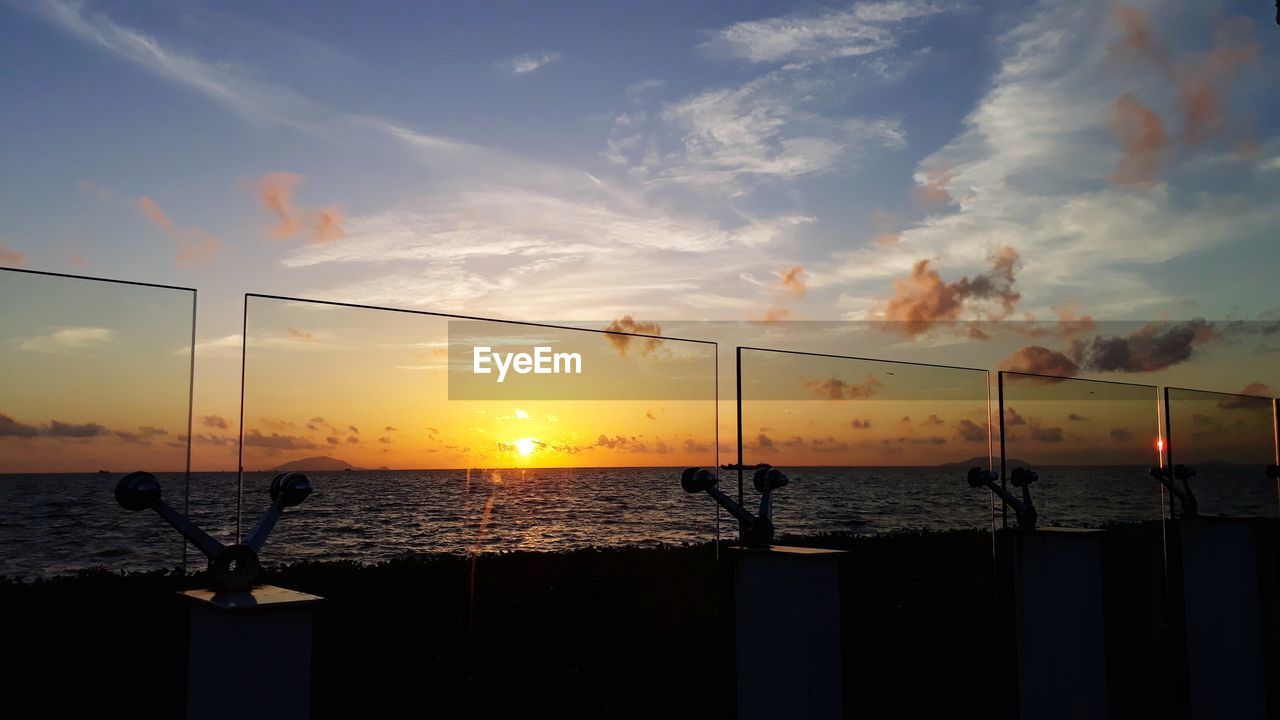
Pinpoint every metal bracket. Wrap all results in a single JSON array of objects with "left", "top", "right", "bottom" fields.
[{"left": 115, "top": 471, "right": 312, "bottom": 590}]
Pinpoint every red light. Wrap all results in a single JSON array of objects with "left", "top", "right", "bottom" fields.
[{"left": 1156, "top": 437, "right": 1165, "bottom": 452}]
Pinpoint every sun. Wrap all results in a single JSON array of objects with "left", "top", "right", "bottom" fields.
[{"left": 514, "top": 437, "right": 537, "bottom": 457}]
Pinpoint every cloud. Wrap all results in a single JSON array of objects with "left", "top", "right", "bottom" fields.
[
  {"left": 1109, "top": 6, "right": 1259, "bottom": 147},
  {"left": 19, "top": 327, "right": 114, "bottom": 354},
  {"left": 1109, "top": 427, "right": 1133, "bottom": 441},
  {"left": 200, "top": 415, "right": 229, "bottom": 430},
  {"left": 0, "top": 414, "right": 41, "bottom": 438},
  {"left": 603, "top": 315, "right": 663, "bottom": 356},
  {"left": 286, "top": 326, "right": 314, "bottom": 342},
  {"left": 998, "top": 346, "right": 1080, "bottom": 377},
  {"left": 913, "top": 164, "right": 954, "bottom": 207},
  {"left": 46, "top": 420, "right": 108, "bottom": 438},
  {"left": 626, "top": 78, "right": 665, "bottom": 96},
  {"left": 703, "top": 0, "right": 952, "bottom": 64},
  {"left": 1028, "top": 421, "right": 1064, "bottom": 443},
  {"left": 1218, "top": 382, "right": 1274, "bottom": 409},
  {"left": 1003, "top": 407, "right": 1026, "bottom": 426},
  {"left": 875, "top": 246, "right": 1021, "bottom": 336},
  {"left": 186, "top": 334, "right": 242, "bottom": 358},
  {"left": 851, "top": 419, "right": 873, "bottom": 429},
  {"left": 920, "top": 414, "right": 944, "bottom": 426},
  {"left": 256, "top": 173, "right": 303, "bottom": 239},
  {"left": 779, "top": 266, "right": 807, "bottom": 297},
  {"left": 1107, "top": 94, "right": 1168, "bottom": 185},
  {"left": 34, "top": 0, "right": 323, "bottom": 132},
  {"left": 641, "top": 70, "right": 907, "bottom": 193},
  {"left": 954, "top": 419, "right": 986, "bottom": 442},
  {"left": 244, "top": 430, "right": 318, "bottom": 450},
  {"left": 0, "top": 241, "right": 26, "bottom": 267},
  {"left": 999, "top": 320, "right": 1215, "bottom": 376},
  {"left": 313, "top": 207, "right": 345, "bottom": 243},
  {"left": 189, "top": 433, "right": 235, "bottom": 447},
  {"left": 844, "top": 1, "right": 1280, "bottom": 323},
  {"left": 1079, "top": 319, "right": 1214, "bottom": 372},
  {"left": 0, "top": 413, "right": 163, "bottom": 441},
  {"left": 1238, "top": 381, "right": 1274, "bottom": 397},
  {"left": 803, "top": 375, "right": 884, "bottom": 400},
  {"left": 135, "top": 196, "right": 223, "bottom": 266},
  {"left": 506, "top": 51, "right": 561, "bottom": 75},
  {"left": 253, "top": 173, "right": 344, "bottom": 244}
]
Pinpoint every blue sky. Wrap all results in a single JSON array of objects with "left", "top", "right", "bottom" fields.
[
  {"left": 2, "top": 0, "right": 1279, "bottom": 467},
  {"left": 3, "top": 0, "right": 1275, "bottom": 325}
]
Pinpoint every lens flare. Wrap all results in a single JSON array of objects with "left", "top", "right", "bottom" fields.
[{"left": 514, "top": 437, "right": 537, "bottom": 456}]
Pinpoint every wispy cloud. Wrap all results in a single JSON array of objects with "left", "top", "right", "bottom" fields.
[
  {"left": 135, "top": 196, "right": 223, "bottom": 266},
  {"left": 19, "top": 327, "right": 114, "bottom": 354},
  {"left": 614, "top": 68, "right": 906, "bottom": 194},
  {"left": 703, "top": 0, "right": 952, "bottom": 64},
  {"left": 0, "top": 241, "right": 25, "bottom": 267},
  {"left": 34, "top": 0, "right": 322, "bottom": 132},
  {"left": 625, "top": 78, "right": 665, "bottom": 96},
  {"left": 504, "top": 51, "right": 561, "bottom": 75}
]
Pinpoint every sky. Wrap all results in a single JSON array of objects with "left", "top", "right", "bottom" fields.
[{"left": 1, "top": 0, "right": 1279, "bottom": 472}]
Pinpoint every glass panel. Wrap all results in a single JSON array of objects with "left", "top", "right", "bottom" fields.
[
  {"left": 737, "top": 347, "right": 994, "bottom": 533},
  {"left": 239, "top": 295, "right": 719, "bottom": 714},
  {"left": 999, "top": 372, "right": 1162, "bottom": 528},
  {"left": 1165, "top": 387, "right": 1278, "bottom": 517},
  {"left": 0, "top": 269, "right": 194, "bottom": 577},
  {"left": 737, "top": 346, "right": 994, "bottom": 716}
]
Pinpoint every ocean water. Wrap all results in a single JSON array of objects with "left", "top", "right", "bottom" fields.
[{"left": 0, "top": 465, "right": 1275, "bottom": 578}]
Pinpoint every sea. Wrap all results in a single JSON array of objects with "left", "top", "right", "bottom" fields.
[{"left": 1, "top": 465, "right": 1275, "bottom": 578}]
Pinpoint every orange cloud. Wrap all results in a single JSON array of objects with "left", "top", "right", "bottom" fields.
[
  {"left": 1173, "top": 18, "right": 1259, "bottom": 146},
  {"left": 603, "top": 315, "right": 662, "bottom": 355},
  {"left": 803, "top": 376, "right": 884, "bottom": 400},
  {"left": 1109, "top": 6, "right": 1259, "bottom": 160},
  {"left": 1108, "top": 95, "right": 1168, "bottom": 185},
  {"left": 256, "top": 172, "right": 303, "bottom": 239},
  {"left": 878, "top": 246, "right": 1021, "bottom": 336},
  {"left": 287, "top": 326, "right": 315, "bottom": 342},
  {"left": 135, "top": 197, "right": 223, "bottom": 266},
  {"left": 779, "top": 266, "right": 807, "bottom": 297},
  {"left": 313, "top": 207, "right": 345, "bottom": 244},
  {"left": 1110, "top": 5, "right": 1170, "bottom": 71},
  {"left": 762, "top": 307, "right": 791, "bottom": 322},
  {"left": 254, "top": 172, "right": 345, "bottom": 244},
  {"left": 0, "top": 242, "right": 26, "bottom": 267},
  {"left": 913, "top": 164, "right": 954, "bottom": 208}
]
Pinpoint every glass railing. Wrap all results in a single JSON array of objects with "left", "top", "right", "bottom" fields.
[
  {"left": 238, "top": 295, "right": 719, "bottom": 555},
  {"left": 238, "top": 294, "right": 721, "bottom": 715},
  {"left": 998, "top": 372, "right": 1162, "bottom": 528},
  {"left": 736, "top": 346, "right": 996, "bottom": 716},
  {"left": 737, "top": 347, "right": 994, "bottom": 534},
  {"left": 1164, "top": 387, "right": 1278, "bottom": 517},
  {"left": 0, "top": 268, "right": 195, "bottom": 577}
]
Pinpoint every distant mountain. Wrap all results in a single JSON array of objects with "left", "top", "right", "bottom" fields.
[
  {"left": 272, "top": 455, "right": 359, "bottom": 472},
  {"left": 940, "top": 456, "right": 1033, "bottom": 469}
]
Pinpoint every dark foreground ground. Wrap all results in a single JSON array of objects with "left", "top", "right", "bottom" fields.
[{"left": 2, "top": 522, "right": 1275, "bottom": 718}]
